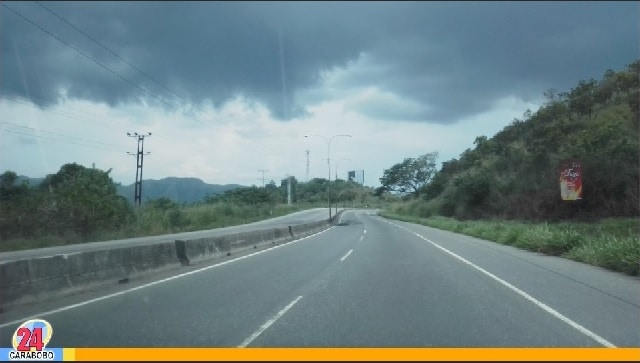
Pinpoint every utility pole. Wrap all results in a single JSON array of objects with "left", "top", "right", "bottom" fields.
[
  {"left": 258, "top": 169, "right": 269, "bottom": 187},
  {"left": 127, "top": 132, "right": 151, "bottom": 207},
  {"left": 305, "top": 134, "right": 352, "bottom": 220},
  {"left": 306, "top": 149, "right": 310, "bottom": 182},
  {"left": 287, "top": 175, "right": 292, "bottom": 205}
]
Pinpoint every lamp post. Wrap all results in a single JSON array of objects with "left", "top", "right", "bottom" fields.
[
  {"left": 305, "top": 134, "right": 352, "bottom": 219},
  {"left": 335, "top": 157, "right": 351, "bottom": 215}
]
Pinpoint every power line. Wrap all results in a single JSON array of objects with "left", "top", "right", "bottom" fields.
[
  {"left": 1, "top": 128, "right": 128, "bottom": 153},
  {"left": 34, "top": 1, "right": 182, "bottom": 101},
  {"left": 1, "top": 129, "right": 48, "bottom": 139},
  {"left": 2, "top": 3, "right": 176, "bottom": 109},
  {"left": 0, "top": 121, "right": 128, "bottom": 151},
  {"left": 2, "top": 94, "right": 134, "bottom": 132}
]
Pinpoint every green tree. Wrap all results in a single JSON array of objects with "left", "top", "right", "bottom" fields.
[
  {"left": 39, "top": 163, "right": 133, "bottom": 237},
  {"left": 568, "top": 79, "right": 597, "bottom": 118},
  {"left": 0, "top": 171, "right": 29, "bottom": 200},
  {"left": 379, "top": 152, "right": 438, "bottom": 197},
  {"left": 0, "top": 171, "right": 35, "bottom": 240}
]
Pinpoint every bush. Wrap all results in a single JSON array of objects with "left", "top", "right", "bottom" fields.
[
  {"left": 164, "top": 208, "right": 189, "bottom": 230},
  {"left": 540, "top": 227, "right": 583, "bottom": 256},
  {"left": 566, "top": 236, "right": 639, "bottom": 275},
  {"left": 381, "top": 212, "right": 639, "bottom": 276}
]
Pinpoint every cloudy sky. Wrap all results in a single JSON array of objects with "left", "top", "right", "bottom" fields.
[{"left": 1, "top": 1, "right": 637, "bottom": 188}]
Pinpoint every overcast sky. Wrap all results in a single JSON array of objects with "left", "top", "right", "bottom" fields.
[{"left": 1, "top": 1, "right": 638, "bottom": 188}]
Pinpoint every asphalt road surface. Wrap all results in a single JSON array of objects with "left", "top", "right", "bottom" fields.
[
  {"left": 1, "top": 209, "right": 638, "bottom": 347},
  {"left": 0, "top": 207, "right": 340, "bottom": 263}
]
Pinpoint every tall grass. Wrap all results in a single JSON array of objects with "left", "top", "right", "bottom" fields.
[
  {"left": 380, "top": 211, "right": 639, "bottom": 276},
  {"left": 0, "top": 202, "right": 323, "bottom": 252}
]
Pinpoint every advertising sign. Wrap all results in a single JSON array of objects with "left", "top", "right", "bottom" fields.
[{"left": 558, "top": 159, "right": 583, "bottom": 201}]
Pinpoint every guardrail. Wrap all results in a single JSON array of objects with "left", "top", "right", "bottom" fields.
[{"left": 0, "top": 211, "right": 344, "bottom": 312}]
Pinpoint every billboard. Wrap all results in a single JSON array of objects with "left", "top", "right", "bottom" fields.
[
  {"left": 558, "top": 159, "right": 583, "bottom": 201},
  {"left": 348, "top": 170, "right": 364, "bottom": 185}
]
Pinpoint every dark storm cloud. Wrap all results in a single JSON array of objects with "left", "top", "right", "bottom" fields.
[
  {"left": 1, "top": 1, "right": 637, "bottom": 123},
  {"left": 352, "top": 1, "right": 640, "bottom": 122}
]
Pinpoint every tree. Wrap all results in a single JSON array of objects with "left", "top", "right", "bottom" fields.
[
  {"left": 39, "top": 163, "right": 133, "bottom": 237},
  {"left": 379, "top": 152, "right": 438, "bottom": 197},
  {"left": 0, "top": 171, "right": 29, "bottom": 200},
  {"left": 568, "top": 79, "right": 597, "bottom": 118},
  {"left": 339, "top": 189, "right": 357, "bottom": 207},
  {"left": 0, "top": 171, "right": 35, "bottom": 240}
]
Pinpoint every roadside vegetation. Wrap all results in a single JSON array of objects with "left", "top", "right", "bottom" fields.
[
  {"left": 377, "top": 61, "right": 640, "bottom": 275},
  {"left": 380, "top": 212, "right": 639, "bottom": 276},
  {"left": 0, "top": 165, "right": 388, "bottom": 252}
]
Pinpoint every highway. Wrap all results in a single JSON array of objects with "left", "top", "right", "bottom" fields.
[
  {"left": 1, "top": 209, "right": 638, "bottom": 347},
  {"left": 0, "top": 207, "right": 338, "bottom": 263}
]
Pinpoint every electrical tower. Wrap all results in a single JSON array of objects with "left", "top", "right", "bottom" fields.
[
  {"left": 127, "top": 132, "right": 151, "bottom": 206},
  {"left": 258, "top": 169, "right": 269, "bottom": 187}
]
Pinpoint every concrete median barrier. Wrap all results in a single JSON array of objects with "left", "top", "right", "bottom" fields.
[{"left": 0, "top": 210, "right": 343, "bottom": 311}]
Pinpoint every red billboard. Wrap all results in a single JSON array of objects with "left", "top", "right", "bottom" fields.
[{"left": 558, "top": 159, "right": 583, "bottom": 201}]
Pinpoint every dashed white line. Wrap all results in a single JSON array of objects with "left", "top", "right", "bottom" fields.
[
  {"left": 238, "top": 295, "right": 303, "bottom": 348},
  {"left": 383, "top": 219, "right": 617, "bottom": 348},
  {"left": 340, "top": 249, "right": 354, "bottom": 262},
  {"left": 0, "top": 228, "right": 332, "bottom": 329}
]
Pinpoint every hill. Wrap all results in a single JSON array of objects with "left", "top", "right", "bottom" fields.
[
  {"left": 411, "top": 60, "right": 639, "bottom": 221},
  {"left": 115, "top": 177, "right": 244, "bottom": 204},
  {"left": 14, "top": 175, "right": 243, "bottom": 205},
  {"left": 16, "top": 175, "right": 44, "bottom": 187}
]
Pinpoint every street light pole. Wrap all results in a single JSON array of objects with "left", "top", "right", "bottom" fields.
[{"left": 306, "top": 134, "right": 352, "bottom": 220}]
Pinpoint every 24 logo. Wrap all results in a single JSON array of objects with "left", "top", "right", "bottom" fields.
[{"left": 9, "top": 319, "right": 55, "bottom": 361}]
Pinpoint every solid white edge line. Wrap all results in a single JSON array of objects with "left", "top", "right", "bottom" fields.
[
  {"left": 340, "top": 249, "right": 354, "bottom": 262},
  {"left": 237, "top": 295, "right": 303, "bottom": 348},
  {"left": 382, "top": 218, "right": 616, "bottom": 348},
  {"left": 0, "top": 228, "right": 333, "bottom": 329}
]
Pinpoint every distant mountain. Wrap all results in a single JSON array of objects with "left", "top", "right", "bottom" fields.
[
  {"left": 14, "top": 175, "right": 244, "bottom": 205},
  {"left": 116, "top": 177, "right": 244, "bottom": 204},
  {"left": 16, "top": 175, "right": 44, "bottom": 186}
]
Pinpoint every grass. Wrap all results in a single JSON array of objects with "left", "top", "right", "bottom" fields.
[
  {"left": 0, "top": 202, "right": 326, "bottom": 253},
  {"left": 380, "top": 211, "right": 640, "bottom": 276}
]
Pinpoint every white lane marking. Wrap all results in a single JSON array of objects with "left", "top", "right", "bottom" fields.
[
  {"left": 359, "top": 235, "right": 364, "bottom": 242},
  {"left": 0, "top": 228, "right": 333, "bottom": 329},
  {"left": 383, "top": 219, "right": 616, "bottom": 348},
  {"left": 363, "top": 229, "right": 367, "bottom": 234},
  {"left": 238, "top": 295, "right": 303, "bottom": 348},
  {"left": 340, "top": 249, "right": 353, "bottom": 262}
]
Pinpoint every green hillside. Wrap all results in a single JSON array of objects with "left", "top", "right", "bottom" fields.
[
  {"left": 116, "top": 177, "right": 243, "bottom": 205},
  {"left": 413, "top": 61, "right": 639, "bottom": 221},
  {"left": 380, "top": 61, "right": 639, "bottom": 275}
]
